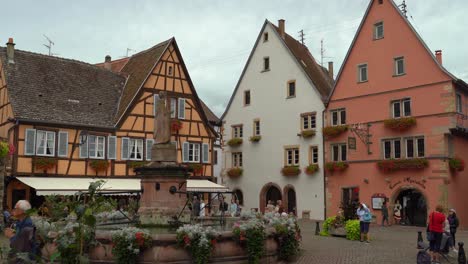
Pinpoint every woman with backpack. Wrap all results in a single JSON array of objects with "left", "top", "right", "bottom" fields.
[{"left": 356, "top": 202, "right": 372, "bottom": 243}]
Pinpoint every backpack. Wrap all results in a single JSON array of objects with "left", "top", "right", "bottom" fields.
[
  {"left": 416, "top": 250, "right": 431, "bottom": 264},
  {"left": 363, "top": 209, "right": 372, "bottom": 222}
]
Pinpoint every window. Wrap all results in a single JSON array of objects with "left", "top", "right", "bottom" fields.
[
  {"left": 263, "top": 57, "right": 270, "bottom": 71},
  {"left": 129, "top": 138, "right": 144, "bottom": 160},
  {"left": 182, "top": 142, "right": 200, "bottom": 163},
  {"left": 394, "top": 57, "right": 405, "bottom": 76},
  {"left": 244, "top": 90, "right": 251, "bottom": 106},
  {"left": 253, "top": 120, "right": 260, "bottom": 136},
  {"left": 392, "top": 98, "right": 411, "bottom": 118},
  {"left": 178, "top": 98, "right": 186, "bottom": 119},
  {"left": 233, "top": 189, "right": 244, "bottom": 205},
  {"left": 232, "top": 152, "right": 243, "bottom": 167},
  {"left": 170, "top": 98, "right": 177, "bottom": 118},
  {"left": 374, "top": 22, "right": 384, "bottom": 39},
  {"left": 383, "top": 139, "right": 401, "bottom": 159},
  {"left": 168, "top": 66, "right": 173, "bottom": 76},
  {"left": 285, "top": 147, "right": 299, "bottom": 166},
  {"left": 232, "top": 125, "right": 243, "bottom": 138},
  {"left": 358, "top": 64, "right": 368, "bottom": 82},
  {"left": 35, "top": 130, "right": 55, "bottom": 156},
  {"left": 88, "top": 135, "right": 105, "bottom": 159},
  {"left": 287, "top": 81, "right": 296, "bottom": 97},
  {"left": 385, "top": 137, "right": 425, "bottom": 159},
  {"left": 214, "top": 150, "right": 218, "bottom": 165},
  {"left": 310, "top": 146, "right": 319, "bottom": 164},
  {"left": 331, "top": 144, "right": 347, "bottom": 162},
  {"left": 263, "top": 32, "right": 269, "bottom": 42},
  {"left": 331, "top": 109, "right": 346, "bottom": 126},
  {"left": 456, "top": 93, "right": 463, "bottom": 113},
  {"left": 301, "top": 113, "right": 316, "bottom": 130},
  {"left": 342, "top": 187, "right": 360, "bottom": 207}
]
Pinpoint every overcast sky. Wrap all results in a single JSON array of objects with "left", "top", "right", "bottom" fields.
[{"left": 3, "top": 0, "right": 468, "bottom": 117}]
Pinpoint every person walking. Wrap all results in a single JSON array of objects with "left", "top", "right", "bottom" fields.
[
  {"left": 199, "top": 199, "right": 206, "bottom": 217},
  {"left": 381, "top": 200, "right": 390, "bottom": 227},
  {"left": 230, "top": 198, "right": 238, "bottom": 217},
  {"left": 447, "top": 208, "right": 459, "bottom": 252},
  {"left": 356, "top": 202, "right": 371, "bottom": 243},
  {"left": 428, "top": 204, "right": 446, "bottom": 264}
]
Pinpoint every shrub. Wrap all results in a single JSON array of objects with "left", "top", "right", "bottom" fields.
[
  {"left": 176, "top": 224, "right": 219, "bottom": 264},
  {"left": 249, "top": 135, "right": 262, "bottom": 142},
  {"left": 89, "top": 160, "right": 109, "bottom": 172},
  {"left": 377, "top": 158, "right": 428, "bottom": 172},
  {"left": 345, "top": 220, "right": 360, "bottom": 241},
  {"left": 232, "top": 219, "right": 266, "bottom": 264},
  {"left": 227, "top": 167, "right": 243, "bottom": 178},
  {"left": 304, "top": 164, "right": 319, "bottom": 175},
  {"left": 35, "top": 157, "right": 58, "bottom": 171},
  {"left": 325, "top": 162, "right": 349, "bottom": 172},
  {"left": 0, "top": 141, "right": 9, "bottom": 158},
  {"left": 300, "top": 130, "right": 316, "bottom": 138},
  {"left": 383, "top": 117, "right": 416, "bottom": 131},
  {"left": 322, "top": 125, "right": 348, "bottom": 138},
  {"left": 227, "top": 138, "right": 243, "bottom": 146},
  {"left": 111, "top": 227, "right": 152, "bottom": 264},
  {"left": 319, "top": 216, "right": 335, "bottom": 236},
  {"left": 281, "top": 166, "right": 301, "bottom": 176},
  {"left": 449, "top": 158, "right": 465, "bottom": 172}
]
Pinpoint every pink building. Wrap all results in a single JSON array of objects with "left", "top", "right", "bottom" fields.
[{"left": 325, "top": 0, "right": 468, "bottom": 228}]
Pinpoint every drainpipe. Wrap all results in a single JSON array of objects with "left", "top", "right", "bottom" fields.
[{"left": 322, "top": 109, "right": 327, "bottom": 221}]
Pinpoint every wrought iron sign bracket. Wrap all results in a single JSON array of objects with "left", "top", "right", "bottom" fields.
[{"left": 349, "top": 123, "right": 372, "bottom": 155}]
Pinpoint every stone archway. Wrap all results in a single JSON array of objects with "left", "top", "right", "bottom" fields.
[
  {"left": 283, "top": 185, "right": 297, "bottom": 215},
  {"left": 259, "top": 183, "right": 282, "bottom": 213},
  {"left": 390, "top": 186, "right": 428, "bottom": 227}
]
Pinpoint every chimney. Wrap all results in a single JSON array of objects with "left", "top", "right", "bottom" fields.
[
  {"left": 328, "top": 61, "right": 334, "bottom": 79},
  {"left": 6, "top": 38, "right": 15, "bottom": 64},
  {"left": 104, "top": 55, "right": 112, "bottom": 70},
  {"left": 278, "top": 19, "right": 285, "bottom": 39},
  {"left": 435, "top": 50, "right": 442, "bottom": 65}
]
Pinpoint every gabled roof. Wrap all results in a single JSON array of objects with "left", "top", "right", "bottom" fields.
[
  {"left": 221, "top": 19, "right": 334, "bottom": 120},
  {"left": 200, "top": 100, "right": 220, "bottom": 125},
  {"left": 0, "top": 48, "right": 125, "bottom": 128},
  {"left": 95, "top": 57, "right": 129, "bottom": 72},
  {"left": 328, "top": 0, "right": 468, "bottom": 102}
]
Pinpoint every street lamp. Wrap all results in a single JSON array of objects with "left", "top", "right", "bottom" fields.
[{"left": 79, "top": 130, "right": 88, "bottom": 146}]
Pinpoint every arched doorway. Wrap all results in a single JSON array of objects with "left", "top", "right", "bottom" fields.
[
  {"left": 283, "top": 185, "right": 297, "bottom": 215},
  {"left": 393, "top": 187, "right": 427, "bottom": 227},
  {"left": 233, "top": 189, "right": 244, "bottom": 206},
  {"left": 259, "top": 183, "right": 282, "bottom": 213}
]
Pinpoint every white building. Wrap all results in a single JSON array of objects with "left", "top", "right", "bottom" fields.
[{"left": 221, "top": 19, "right": 333, "bottom": 220}]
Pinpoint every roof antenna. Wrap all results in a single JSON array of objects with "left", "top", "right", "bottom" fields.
[
  {"left": 320, "top": 39, "right": 333, "bottom": 67},
  {"left": 126, "top": 48, "right": 135, "bottom": 57},
  {"left": 298, "top": 30, "right": 306, "bottom": 45},
  {"left": 398, "top": 0, "right": 408, "bottom": 18},
  {"left": 43, "top": 35, "right": 55, "bottom": 56}
]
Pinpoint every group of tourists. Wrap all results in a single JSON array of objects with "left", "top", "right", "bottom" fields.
[
  {"left": 191, "top": 195, "right": 241, "bottom": 218},
  {"left": 264, "top": 200, "right": 285, "bottom": 214},
  {"left": 426, "top": 205, "right": 459, "bottom": 264}
]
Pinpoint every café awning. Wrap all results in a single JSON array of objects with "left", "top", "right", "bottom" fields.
[
  {"left": 16, "top": 177, "right": 141, "bottom": 196},
  {"left": 186, "top": 179, "right": 231, "bottom": 193}
]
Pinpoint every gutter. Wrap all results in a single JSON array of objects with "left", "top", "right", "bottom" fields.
[{"left": 15, "top": 118, "right": 115, "bottom": 132}]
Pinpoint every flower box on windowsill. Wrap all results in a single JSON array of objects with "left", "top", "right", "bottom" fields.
[
  {"left": 281, "top": 166, "right": 301, "bottom": 176},
  {"left": 376, "top": 158, "right": 428, "bottom": 173},
  {"left": 383, "top": 117, "right": 416, "bottom": 131},
  {"left": 322, "top": 125, "right": 348, "bottom": 138},
  {"left": 188, "top": 163, "right": 203, "bottom": 175},
  {"left": 300, "top": 130, "right": 316, "bottom": 138},
  {"left": 128, "top": 161, "right": 149, "bottom": 169},
  {"left": 35, "top": 157, "right": 58, "bottom": 171},
  {"left": 90, "top": 160, "right": 109, "bottom": 172},
  {"left": 227, "top": 138, "right": 243, "bottom": 147},
  {"left": 171, "top": 120, "right": 183, "bottom": 132},
  {"left": 227, "top": 168, "right": 243, "bottom": 178},
  {"left": 249, "top": 136, "right": 261, "bottom": 142},
  {"left": 304, "top": 164, "right": 319, "bottom": 175},
  {"left": 449, "top": 158, "right": 465, "bottom": 172},
  {"left": 325, "top": 162, "right": 349, "bottom": 173}
]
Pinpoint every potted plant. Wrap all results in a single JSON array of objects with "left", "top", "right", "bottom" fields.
[
  {"left": 35, "top": 157, "right": 58, "bottom": 172},
  {"left": 249, "top": 136, "right": 261, "bottom": 142},
  {"left": 128, "top": 161, "right": 149, "bottom": 169},
  {"left": 188, "top": 163, "right": 203, "bottom": 175},
  {"left": 304, "top": 164, "right": 319, "bottom": 175},
  {"left": 171, "top": 120, "right": 183, "bottom": 132},
  {"left": 227, "top": 167, "right": 243, "bottom": 178},
  {"left": 300, "top": 130, "right": 316, "bottom": 138},
  {"left": 281, "top": 166, "right": 301, "bottom": 176},
  {"left": 325, "top": 161, "right": 349, "bottom": 173},
  {"left": 177, "top": 224, "right": 219, "bottom": 264},
  {"left": 322, "top": 125, "right": 348, "bottom": 138},
  {"left": 89, "top": 160, "right": 109, "bottom": 172},
  {"left": 376, "top": 158, "right": 428, "bottom": 172},
  {"left": 383, "top": 117, "right": 416, "bottom": 131},
  {"left": 111, "top": 227, "right": 152, "bottom": 264},
  {"left": 227, "top": 138, "right": 243, "bottom": 146},
  {"left": 449, "top": 157, "right": 465, "bottom": 172}
]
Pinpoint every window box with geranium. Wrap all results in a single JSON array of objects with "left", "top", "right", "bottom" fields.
[
  {"left": 249, "top": 136, "right": 261, "bottom": 142},
  {"left": 377, "top": 158, "right": 428, "bottom": 172},
  {"left": 383, "top": 117, "right": 416, "bottom": 131},
  {"left": 281, "top": 166, "right": 300, "bottom": 176},
  {"left": 188, "top": 163, "right": 203, "bottom": 175},
  {"left": 304, "top": 164, "right": 319, "bottom": 175},
  {"left": 227, "top": 138, "right": 243, "bottom": 147},
  {"left": 111, "top": 227, "right": 152, "bottom": 264},
  {"left": 325, "top": 162, "right": 349, "bottom": 172},
  {"left": 89, "top": 160, "right": 109, "bottom": 172},
  {"left": 227, "top": 167, "right": 243, "bottom": 178},
  {"left": 128, "top": 161, "right": 149, "bottom": 169},
  {"left": 35, "top": 157, "right": 58, "bottom": 171},
  {"left": 171, "top": 120, "right": 183, "bottom": 132},
  {"left": 176, "top": 224, "right": 219, "bottom": 264},
  {"left": 300, "top": 130, "right": 316, "bottom": 138},
  {"left": 449, "top": 157, "right": 465, "bottom": 172},
  {"left": 322, "top": 125, "right": 348, "bottom": 138}
]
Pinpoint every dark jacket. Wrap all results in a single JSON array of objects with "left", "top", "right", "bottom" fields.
[
  {"left": 448, "top": 214, "right": 459, "bottom": 231},
  {"left": 9, "top": 217, "right": 37, "bottom": 263}
]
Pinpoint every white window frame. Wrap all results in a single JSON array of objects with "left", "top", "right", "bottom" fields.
[
  {"left": 253, "top": 120, "right": 260, "bottom": 136},
  {"left": 170, "top": 98, "right": 177, "bottom": 118},
  {"left": 287, "top": 81, "right": 296, "bottom": 97},
  {"left": 285, "top": 148, "right": 299, "bottom": 166},
  {"left": 232, "top": 125, "right": 243, "bottom": 138},
  {"left": 302, "top": 114, "right": 316, "bottom": 130},
  {"left": 57, "top": 131, "right": 68, "bottom": 157},
  {"left": 310, "top": 146, "right": 319, "bottom": 164},
  {"left": 358, "top": 64, "right": 368, "bottom": 82},
  {"left": 129, "top": 138, "right": 144, "bottom": 161},
  {"left": 331, "top": 109, "right": 346, "bottom": 126},
  {"left": 187, "top": 142, "right": 200, "bottom": 163},
  {"left": 232, "top": 152, "right": 243, "bottom": 167},
  {"left": 88, "top": 135, "right": 106, "bottom": 159},
  {"left": 456, "top": 93, "right": 463, "bottom": 113},
  {"left": 35, "top": 130, "right": 55, "bottom": 157},
  {"left": 374, "top": 21, "right": 384, "bottom": 39},
  {"left": 382, "top": 138, "right": 402, "bottom": 159},
  {"left": 331, "top": 143, "right": 347, "bottom": 162},
  {"left": 391, "top": 98, "right": 411, "bottom": 118},
  {"left": 178, "top": 98, "right": 186, "bottom": 119},
  {"left": 394, "top": 57, "right": 405, "bottom": 76}
]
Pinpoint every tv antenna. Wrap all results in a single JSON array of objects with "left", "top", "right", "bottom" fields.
[
  {"left": 298, "top": 30, "right": 306, "bottom": 45},
  {"left": 320, "top": 39, "right": 332, "bottom": 67},
  {"left": 126, "top": 48, "right": 135, "bottom": 57},
  {"left": 43, "top": 35, "right": 55, "bottom": 56},
  {"left": 398, "top": 0, "right": 407, "bottom": 18}
]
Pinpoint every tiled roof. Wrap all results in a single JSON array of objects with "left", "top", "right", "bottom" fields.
[
  {"left": 95, "top": 57, "right": 129, "bottom": 72},
  {"left": 0, "top": 48, "right": 125, "bottom": 128},
  {"left": 200, "top": 100, "right": 220, "bottom": 125},
  {"left": 115, "top": 39, "right": 172, "bottom": 122},
  {"left": 271, "top": 22, "right": 334, "bottom": 100}
]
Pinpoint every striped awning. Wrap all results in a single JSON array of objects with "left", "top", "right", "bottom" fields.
[{"left": 186, "top": 179, "right": 230, "bottom": 193}]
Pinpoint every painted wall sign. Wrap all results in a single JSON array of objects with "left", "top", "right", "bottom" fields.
[
  {"left": 388, "top": 177, "right": 426, "bottom": 190},
  {"left": 348, "top": 137, "right": 356, "bottom": 150}
]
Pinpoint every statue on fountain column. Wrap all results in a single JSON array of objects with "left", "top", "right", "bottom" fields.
[{"left": 154, "top": 91, "right": 171, "bottom": 144}]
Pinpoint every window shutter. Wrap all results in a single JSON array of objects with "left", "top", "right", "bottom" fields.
[
  {"left": 146, "top": 139, "right": 154, "bottom": 161},
  {"left": 79, "top": 137, "right": 88, "bottom": 158},
  {"left": 182, "top": 142, "right": 189, "bottom": 162},
  {"left": 57, "top": 131, "right": 68, "bottom": 157},
  {"left": 202, "top": 143, "right": 209, "bottom": 163},
  {"left": 178, "top": 98, "right": 185, "bottom": 119},
  {"left": 154, "top": 94, "right": 160, "bottom": 116},
  {"left": 171, "top": 98, "right": 177, "bottom": 118},
  {"left": 121, "top": 137, "right": 129, "bottom": 160},
  {"left": 108, "top": 136, "right": 117, "bottom": 160},
  {"left": 24, "top": 129, "right": 36, "bottom": 156}
]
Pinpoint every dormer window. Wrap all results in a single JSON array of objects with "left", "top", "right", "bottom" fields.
[
  {"left": 263, "top": 32, "right": 269, "bottom": 42},
  {"left": 374, "top": 22, "right": 384, "bottom": 40}
]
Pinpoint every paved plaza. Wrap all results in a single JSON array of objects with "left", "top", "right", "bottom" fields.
[{"left": 296, "top": 220, "right": 468, "bottom": 264}]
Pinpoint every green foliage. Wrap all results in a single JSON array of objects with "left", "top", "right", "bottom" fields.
[
  {"left": 227, "top": 167, "right": 243, "bottom": 178},
  {"left": 227, "top": 138, "right": 243, "bottom": 146},
  {"left": 281, "top": 166, "right": 301, "bottom": 176},
  {"left": 325, "top": 161, "right": 349, "bottom": 172},
  {"left": 345, "top": 220, "right": 360, "bottom": 241},
  {"left": 35, "top": 157, "right": 58, "bottom": 170},
  {"left": 322, "top": 125, "right": 348, "bottom": 138},
  {"left": 128, "top": 161, "right": 149, "bottom": 169},
  {"left": 232, "top": 219, "right": 266, "bottom": 264},
  {"left": 319, "top": 216, "right": 335, "bottom": 236},
  {"left": 449, "top": 157, "right": 465, "bottom": 172},
  {"left": 249, "top": 135, "right": 262, "bottom": 142},
  {"left": 89, "top": 160, "right": 109, "bottom": 172},
  {"left": 273, "top": 218, "right": 301, "bottom": 261},
  {"left": 176, "top": 224, "right": 218, "bottom": 264},
  {"left": 301, "top": 130, "right": 316, "bottom": 138},
  {"left": 0, "top": 141, "right": 9, "bottom": 158},
  {"left": 111, "top": 227, "right": 152, "bottom": 264},
  {"left": 383, "top": 117, "right": 416, "bottom": 130},
  {"left": 305, "top": 164, "right": 319, "bottom": 175},
  {"left": 377, "top": 158, "right": 429, "bottom": 172}
]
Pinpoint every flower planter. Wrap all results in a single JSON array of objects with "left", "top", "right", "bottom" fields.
[
  {"left": 35, "top": 157, "right": 58, "bottom": 171},
  {"left": 188, "top": 163, "right": 203, "bottom": 175},
  {"left": 300, "top": 130, "right": 316, "bottom": 138},
  {"left": 322, "top": 125, "right": 348, "bottom": 138},
  {"left": 383, "top": 117, "right": 416, "bottom": 131},
  {"left": 449, "top": 158, "right": 464, "bottom": 172},
  {"left": 89, "top": 160, "right": 109, "bottom": 172},
  {"left": 171, "top": 120, "right": 183, "bottom": 132},
  {"left": 249, "top": 136, "right": 262, "bottom": 142},
  {"left": 227, "top": 138, "right": 243, "bottom": 147},
  {"left": 227, "top": 168, "right": 243, "bottom": 178},
  {"left": 304, "top": 164, "right": 319, "bottom": 175},
  {"left": 377, "top": 158, "right": 429, "bottom": 172},
  {"left": 325, "top": 162, "right": 349, "bottom": 172},
  {"left": 281, "top": 166, "right": 301, "bottom": 176},
  {"left": 128, "top": 161, "right": 149, "bottom": 169}
]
